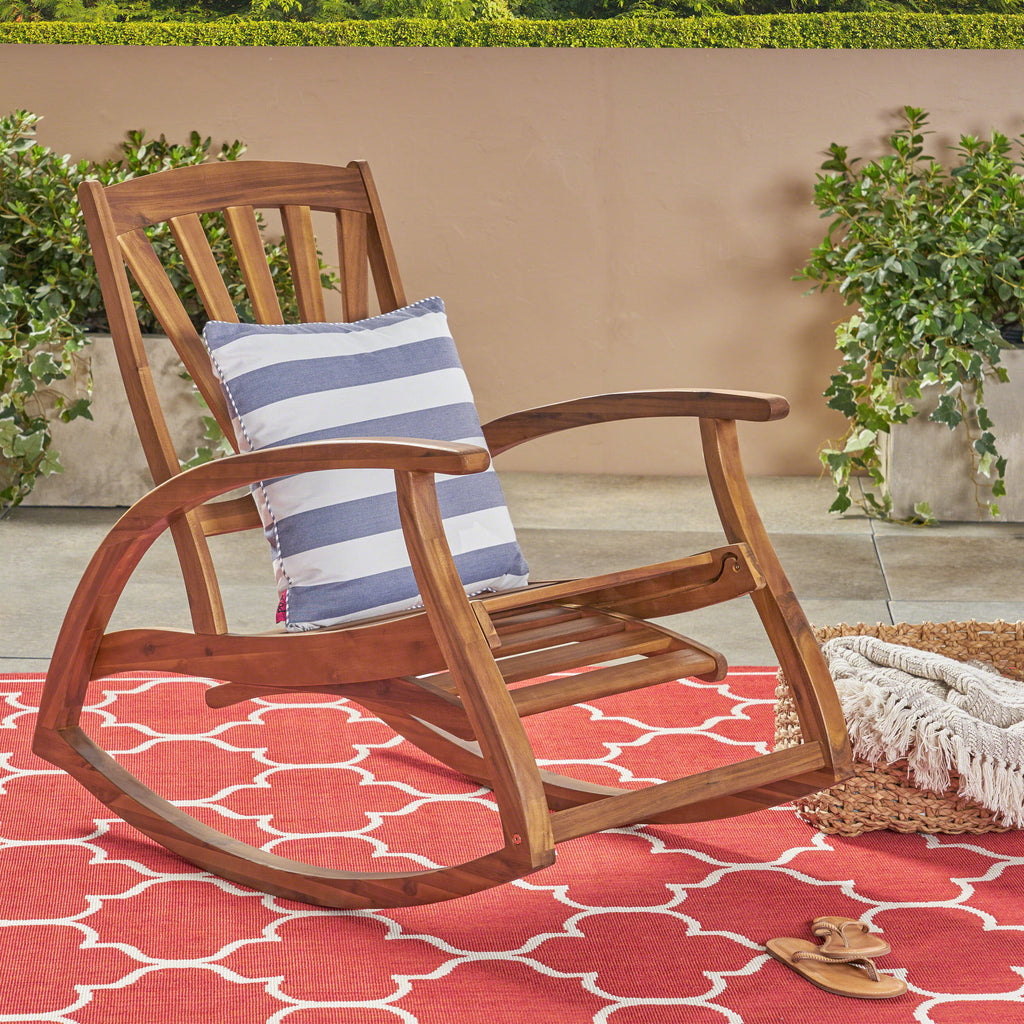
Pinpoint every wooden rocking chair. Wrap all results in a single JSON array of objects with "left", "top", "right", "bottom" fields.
[{"left": 33, "top": 160, "right": 853, "bottom": 909}]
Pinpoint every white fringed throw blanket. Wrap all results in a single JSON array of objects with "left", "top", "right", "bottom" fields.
[{"left": 823, "top": 635, "right": 1024, "bottom": 827}]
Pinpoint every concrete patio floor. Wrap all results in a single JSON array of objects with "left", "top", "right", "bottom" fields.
[{"left": 1, "top": 473, "right": 1022, "bottom": 674}]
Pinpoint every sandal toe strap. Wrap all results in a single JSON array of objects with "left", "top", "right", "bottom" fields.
[
  {"left": 792, "top": 950, "right": 881, "bottom": 981},
  {"left": 812, "top": 919, "right": 862, "bottom": 947}
]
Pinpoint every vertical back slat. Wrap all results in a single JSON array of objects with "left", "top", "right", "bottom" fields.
[
  {"left": 119, "top": 230, "right": 238, "bottom": 445},
  {"left": 337, "top": 209, "right": 369, "bottom": 322},
  {"left": 222, "top": 205, "right": 285, "bottom": 323},
  {"left": 169, "top": 213, "right": 239, "bottom": 324},
  {"left": 79, "top": 180, "right": 227, "bottom": 634},
  {"left": 352, "top": 161, "right": 407, "bottom": 313},
  {"left": 281, "top": 204, "right": 328, "bottom": 322}
]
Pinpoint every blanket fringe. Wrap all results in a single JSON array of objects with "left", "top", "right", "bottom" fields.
[{"left": 825, "top": 636, "right": 1024, "bottom": 828}]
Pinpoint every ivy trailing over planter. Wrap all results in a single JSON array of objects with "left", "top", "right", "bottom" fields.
[
  {"left": 800, "top": 107, "right": 1024, "bottom": 523},
  {"left": 0, "top": 111, "right": 325, "bottom": 513}
]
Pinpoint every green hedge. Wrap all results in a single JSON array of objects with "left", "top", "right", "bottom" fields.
[{"left": 4, "top": 13, "right": 1024, "bottom": 46}]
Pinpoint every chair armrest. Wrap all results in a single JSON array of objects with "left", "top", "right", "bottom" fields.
[
  {"left": 481, "top": 390, "right": 789, "bottom": 456},
  {"left": 54, "top": 437, "right": 489, "bottom": 644},
  {"left": 128, "top": 437, "right": 490, "bottom": 532}
]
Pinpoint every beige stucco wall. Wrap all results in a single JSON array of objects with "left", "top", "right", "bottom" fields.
[{"left": 3, "top": 44, "right": 1020, "bottom": 477}]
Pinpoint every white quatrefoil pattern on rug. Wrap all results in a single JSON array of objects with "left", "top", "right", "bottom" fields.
[{"left": 3, "top": 667, "right": 1023, "bottom": 1022}]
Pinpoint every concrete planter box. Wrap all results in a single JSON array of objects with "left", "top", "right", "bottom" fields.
[
  {"left": 883, "top": 350, "right": 1024, "bottom": 523},
  {"left": 23, "top": 334, "right": 206, "bottom": 508}
]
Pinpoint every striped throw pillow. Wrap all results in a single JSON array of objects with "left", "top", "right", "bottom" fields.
[{"left": 201, "top": 297, "right": 529, "bottom": 630}]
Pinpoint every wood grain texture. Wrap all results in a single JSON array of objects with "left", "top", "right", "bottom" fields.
[
  {"left": 35, "top": 727, "right": 549, "bottom": 909},
  {"left": 281, "top": 204, "right": 328, "bottom": 322},
  {"left": 119, "top": 228, "right": 238, "bottom": 445},
  {"left": 699, "top": 417, "right": 854, "bottom": 777},
  {"left": 223, "top": 205, "right": 284, "bottom": 324},
  {"left": 94, "top": 612, "right": 447, "bottom": 688},
  {"left": 478, "top": 544, "right": 764, "bottom": 622},
  {"left": 353, "top": 161, "right": 407, "bottom": 313},
  {"left": 337, "top": 208, "right": 370, "bottom": 321},
  {"left": 483, "top": 390, "right": 789, "bottom": 456},
  {"left": 168, "top": 213, "right": 239, "bottom": 323},
  {"left": 78, "top": 180, "right": 228, "bottom": 634},
  {"left": 394, "top": 469, "right": 555, "bottom": 869},
  {"left": 194, "top": 495, "right": 264, "bottom": 536},
  {"left": 101, "top": 161, "right": 371, "bottom": 234}
]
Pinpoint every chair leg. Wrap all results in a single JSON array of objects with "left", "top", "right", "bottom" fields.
[{"left": 699, "top": 417, "right": 853, "bottom": 782}]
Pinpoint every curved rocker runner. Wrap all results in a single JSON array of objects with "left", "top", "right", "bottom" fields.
[{"left": 34, "top": 159, "right": 853, "bottom": 909}]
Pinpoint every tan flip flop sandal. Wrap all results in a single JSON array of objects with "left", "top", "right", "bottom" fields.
[
  {"left": 811, "top": 916, "right": 891, "bottom": 959},
  {"left": 766, "top": 938, "right": 907, "bottom": 1000}
]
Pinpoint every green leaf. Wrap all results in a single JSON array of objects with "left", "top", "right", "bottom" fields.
[
  {"left": 828, "top": 489, "right": 852, "bottom": 515},
  {"left": 843, "top": 428, "right": 877, "bottom": 454},
  {"left": 59, "top": 397, "right": 92, "bottom": 423},
  {"left": 929, "top": 394, "right": 963, "bottom": 429},
  {"left": 911, "top": 502, "right": 937, "bottom": 526},
  {"left": 822, "top": 450, "right": 848, "bottom": 473}
]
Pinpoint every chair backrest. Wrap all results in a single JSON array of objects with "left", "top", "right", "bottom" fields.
[{"left": 79, "top": 160, "right": 408, "bottom": 633}]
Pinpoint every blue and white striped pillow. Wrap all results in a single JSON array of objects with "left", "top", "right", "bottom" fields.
[{"left": 201, "top": 297, "right": 529, "bottom": 630}]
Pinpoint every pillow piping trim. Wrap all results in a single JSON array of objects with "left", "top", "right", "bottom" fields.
[
  {"left": 201, "top": 341, "right": 296, "bottom": 602},
  {"left": 203, "top": 295, "right": 445, "bottom": 339}
]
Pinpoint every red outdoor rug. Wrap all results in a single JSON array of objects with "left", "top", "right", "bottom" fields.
[{"left": 2, "top": 668, "right": 1023, "bottom": 1024}]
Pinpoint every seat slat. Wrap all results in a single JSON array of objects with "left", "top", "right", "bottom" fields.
[
  {"left": 491, "top": 605, "right": 586, "bottom": 636},
  {"left": 496, "top": 630, "right": 673, "bottom": 683},
  {"left": 337, "top": 209, "right": 369, "bottom": 322},
  {"left": 281, "top": 205, "right": 328, "bottom": 322},
  {"left": 223, "top": 205, "right": 285, "bottom": 324},
  {"left": 490, "top": 612, "right": 626, "bottom": 657},
  {"left": 510, "top": 646, "right": 722, "bottom": 718},
  {"left": 427, "top": 629, "right": 675, "bottom": 694},
  {"left": 169, "top": 213, "right": 239, "bottom": 323},
  {"left": 478, "top": 545, "right": 763, "bottom": 619}
]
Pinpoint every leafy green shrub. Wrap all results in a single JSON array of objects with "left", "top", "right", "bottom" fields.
[
  {"left": 800, "top": 107, "right": 1024, "bottom": 522},
  {"left": 0, "top": 112, "right": 93, "bottom": 510},
  {"left": 0, "top": 269, "right": 88, "bottom": 510},
  {"left": 8, "top": 13, "right": 1024, "bottom": 45},
  {"left": 0, "top": 110, "right": 322, "bottom": 512},
  {"left": 4, "top": 0, "right": 1024, "bottom": 20}
]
